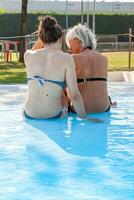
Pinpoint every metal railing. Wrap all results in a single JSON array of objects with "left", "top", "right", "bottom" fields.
[
  {"left": 0, "top": 33, "right": 134, "bottom": 71},
  {"left": 97, "top": 42, "right": 134, "bottom": 52}
]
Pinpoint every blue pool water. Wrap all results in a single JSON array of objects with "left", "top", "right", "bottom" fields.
[{"left": 0, "top": 83, "right": 134, "bottom": 200}]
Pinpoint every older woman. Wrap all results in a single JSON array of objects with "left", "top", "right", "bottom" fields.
[
  {"left": 66, "top": 24, "right": 115, "bottom": 113},
  {"left": 24, "top": 16, "right": 86, "bottom": 119}
]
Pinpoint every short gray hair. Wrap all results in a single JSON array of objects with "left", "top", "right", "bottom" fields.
[{"left": 65, "top": 24, "right": 96, "bottom": 49}]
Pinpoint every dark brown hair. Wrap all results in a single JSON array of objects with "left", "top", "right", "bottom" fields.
[{"left": 38, "top": 15, "right": 62, "bottom": 44}]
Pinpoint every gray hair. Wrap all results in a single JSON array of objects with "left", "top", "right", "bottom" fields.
[{"left": 65, "top": 24, "right": 96, "bottom": 49}]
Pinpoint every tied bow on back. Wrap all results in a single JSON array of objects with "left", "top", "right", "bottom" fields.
[{"left": 28, "top": 76, "right": 46, "bottom": 86}]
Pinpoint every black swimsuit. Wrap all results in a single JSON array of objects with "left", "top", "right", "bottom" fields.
[
  {"left": 77, "top": 77, "right": 107, "bottom": 83},
  {"left": 75, "top": 46, "right": 111, "bottom": 112},
  {"left": 77, "top": 77, "right": 111, "bottom": 112},
  {"left": 76, "top": 77, "right": 111, "bottom": 112}
]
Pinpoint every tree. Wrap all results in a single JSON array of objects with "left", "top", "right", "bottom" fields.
[{"left": 19, "top": 0, "right": 28, "bottom": 62}]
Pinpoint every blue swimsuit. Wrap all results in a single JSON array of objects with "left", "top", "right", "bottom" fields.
[
  {"left": 28, "top": 75, "right": 66, "bottom": 89},
  {"left": 24, "top": 75, "right": 66, "bottom": 119}
]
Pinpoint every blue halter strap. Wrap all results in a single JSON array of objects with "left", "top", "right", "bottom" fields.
[{"left": 28, "top": 75, "right": 66, "bottom": 89}]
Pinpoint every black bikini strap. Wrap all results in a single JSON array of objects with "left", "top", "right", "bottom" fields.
[
  {"left": 81, "top": 46, "right": 92, "bottom": 52},
  {"left": 77, "top": 77, "right": 107, "bottom": 83}
]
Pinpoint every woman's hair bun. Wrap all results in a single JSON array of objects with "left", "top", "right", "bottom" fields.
[
  {"left": 38, "top": 15, "right": 62, "bottom": 44},
  {"left": 43, "top": 16, "right": 57, "bottom": 31}
]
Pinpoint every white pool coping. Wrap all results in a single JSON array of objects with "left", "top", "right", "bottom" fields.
[{"left": 108, "top": 71, "right": 134, "bottom": 82}]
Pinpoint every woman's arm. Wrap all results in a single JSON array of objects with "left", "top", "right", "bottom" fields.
[
  {"left": 72, "top": 54, "right": 80, "bottom": 77},
  {"left": 65, "top": 54, "right": 86, "bottom": 119}
]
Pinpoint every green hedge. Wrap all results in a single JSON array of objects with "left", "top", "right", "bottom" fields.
[{"left": 0, "top": 13, "right": 134, "bottom": 37}]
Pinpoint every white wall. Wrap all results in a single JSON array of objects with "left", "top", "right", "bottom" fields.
[
  {"left": 0, "top": 0, "right": 21, "bottom": 12},
  {"left": 0, "top": 0, "right": 134, "bottom": 13}
]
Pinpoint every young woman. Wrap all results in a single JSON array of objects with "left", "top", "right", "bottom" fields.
[
  {"left": 24, "top": 16, "right": 87, "bottom": 119},
  {"left": 66, "top": 24, "right": 116, "bottom": 113}
]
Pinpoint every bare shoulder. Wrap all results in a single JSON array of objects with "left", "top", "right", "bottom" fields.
[
  {"left": 98, "top": 51, "right": 108, "bottom": 61},
  {"left": 72, "top": 53, "right": 82, "bottom": 62},
  {"left": 96, "top": 51, "right": 108, "bottom": 63},
  {"left": 24, "top": 50, "right": 32, "bottom": 66},
  {"left": 72, "top": 53, "right": 83, "bottom": 68},
  {"left": 102, "top": 53, "right": 108, "bottom": 61},
  {"left": 61, "top": 52, "right": 75, "bottom": 64},
  {"left": 24, "top": 49, "right": 41, "bottom": 65},
  {"left": 24, "top": 50, "right": 31, "bottom": 60},
  {"left": 102, "top": 54, "right": 108, "bottom": 65},
  {"left": 24, "top": 49, "right": 37, "bottom": 61}
]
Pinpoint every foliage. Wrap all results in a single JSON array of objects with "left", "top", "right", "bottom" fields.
[
  {"left": 1, "top": 13, "right": 134, "bottom": 37},
  {"left": 0, "top": 52, "right": 134, "bottom": 84},
  {"left": 0, "top": 62, "right": 26, "bottom": 84},
  {"left": 103, "top": 52, "right": 134, "bottom": 71},
  {"left": 0, "top": 8, "right": 5, "bottom": 15}
]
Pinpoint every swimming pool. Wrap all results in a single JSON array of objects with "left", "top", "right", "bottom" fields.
[{"left": 0, "top": 83, "right": 134, "bottom": 200}]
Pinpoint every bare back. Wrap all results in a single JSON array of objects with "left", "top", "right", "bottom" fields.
[
  {"left": 24, "top": 48, "right": 68, "bottom": 118},
  {"left": 73, "top": 49, "right": 110, "bottom": 113}
]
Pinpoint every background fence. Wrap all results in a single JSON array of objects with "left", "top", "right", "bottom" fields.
[
  {"left": 1, "top": 33, "right": 134, "bottom": 56},
  {"left": 0, "top": 32, "right": 134, "bottom": 71}
]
